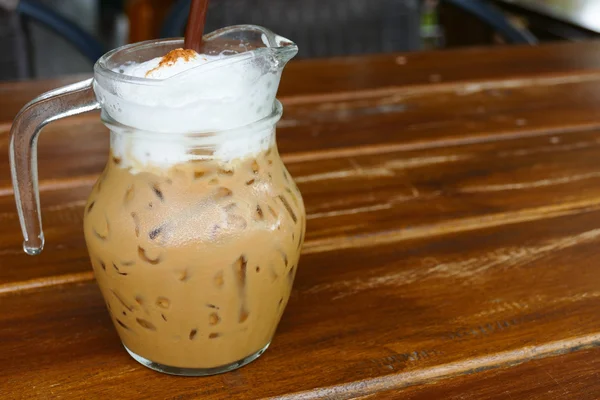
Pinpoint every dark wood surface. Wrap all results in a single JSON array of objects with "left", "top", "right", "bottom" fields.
[{"left": 3, "top": 41, "right": 600, "bottom": 399}]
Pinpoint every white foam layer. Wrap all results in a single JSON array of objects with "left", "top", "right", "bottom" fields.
[
  {"left": 96, "top": 48, "right": 282, "bottom": 169},
  {"left": 110, "top": 126, "right": 274, "bottom": 172},
  {"left": 117, "top": 51, "right": 221, "bottom": 79}
]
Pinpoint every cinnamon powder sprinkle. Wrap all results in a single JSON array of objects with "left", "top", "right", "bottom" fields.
[{"left": 145, "top": 49, "right": 198, "bottom": 77}]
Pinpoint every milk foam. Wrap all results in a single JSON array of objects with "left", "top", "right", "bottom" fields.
[
  {"left": 118, "top": 50, "right": 220, "bottom": 79},
  {"left": 96, "top": 48, "right": 281, "bottom": 170}
]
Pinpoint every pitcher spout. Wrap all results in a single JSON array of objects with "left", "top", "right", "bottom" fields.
[
  {"left": 200, "top": 24, "right": 298, "bottom": 71},
  {"left": 259, "top": 27, "right": 299, "bottom": 67}
]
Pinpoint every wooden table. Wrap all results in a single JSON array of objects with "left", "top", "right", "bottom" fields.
[{"left": 3, "top": 41, "right": 600, "bottom": 398}]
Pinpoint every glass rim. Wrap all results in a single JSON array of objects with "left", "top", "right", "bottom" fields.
[{"left": 93, "top": 25, "right": 298, "bottom": 86}]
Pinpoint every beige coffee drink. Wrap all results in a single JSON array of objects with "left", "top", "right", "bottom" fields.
[
  {"left": 85, "top": 145, "right": 304, "bottom": 369},
  {"left": 83, "top": 36, "right": 303, "bottom": 375}
]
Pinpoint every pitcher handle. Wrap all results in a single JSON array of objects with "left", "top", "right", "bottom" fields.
[{"left": 9, "top": 78, "right": 100, "bottom": 255}]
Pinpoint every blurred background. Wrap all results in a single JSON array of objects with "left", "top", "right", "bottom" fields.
[{"left": 1, "top": 0, "right": 599, "bottom": 81}]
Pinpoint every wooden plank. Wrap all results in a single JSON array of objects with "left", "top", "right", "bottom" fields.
[
  {"left": 282, "top": 40, "right": 600, "bottom": 96},
  {"left": 2, "top": 204, "right": 600, "bottom": 398},
  {"left": 0, "top": 74, "right": 91, "bottom": 127},
  {"left": 396, "top": 347, "right": 600, "bottom": 399},
  {"left": 3, "top": 76, "right": 600, "bottom": 193},
  {"left": 3, "top": 128, "right": 600, "bottom": 296},
  {"left": 5, "top": 40, "right": 600, "bottom": 124}
]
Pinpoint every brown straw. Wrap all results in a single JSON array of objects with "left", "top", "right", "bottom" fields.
[{"left": 184, "top": 0, "right": 210, "bottom": 53}]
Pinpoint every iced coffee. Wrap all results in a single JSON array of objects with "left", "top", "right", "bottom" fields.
[
  {"left": 84, "top": 41, "right": 303, "bottom": 374},
  {"left": 8, "top": 14, "right": 301, "bottom": 375}
]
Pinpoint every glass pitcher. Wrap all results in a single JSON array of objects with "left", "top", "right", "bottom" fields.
[{"left": 9, "top": 25, "right": 305, "bottom": 376}]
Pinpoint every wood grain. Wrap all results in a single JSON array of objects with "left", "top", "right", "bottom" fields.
[
  {"left": 3, "top": 208, "right": 600, "bottom": 398},
  {"left": 5, "top": 74, "right": 600, "bottom": 190},
  {"left": 4, "top": 129, "right": 600, "bottom": 289},
  {"left": 366, "top": 347, "right": 600, "bottom": 399},
  {"left": 4, "top": 41, "right": 600, "bottom": 398},
  {"left": 5, "top": 40, "right": 600, "bottom": 124}
]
